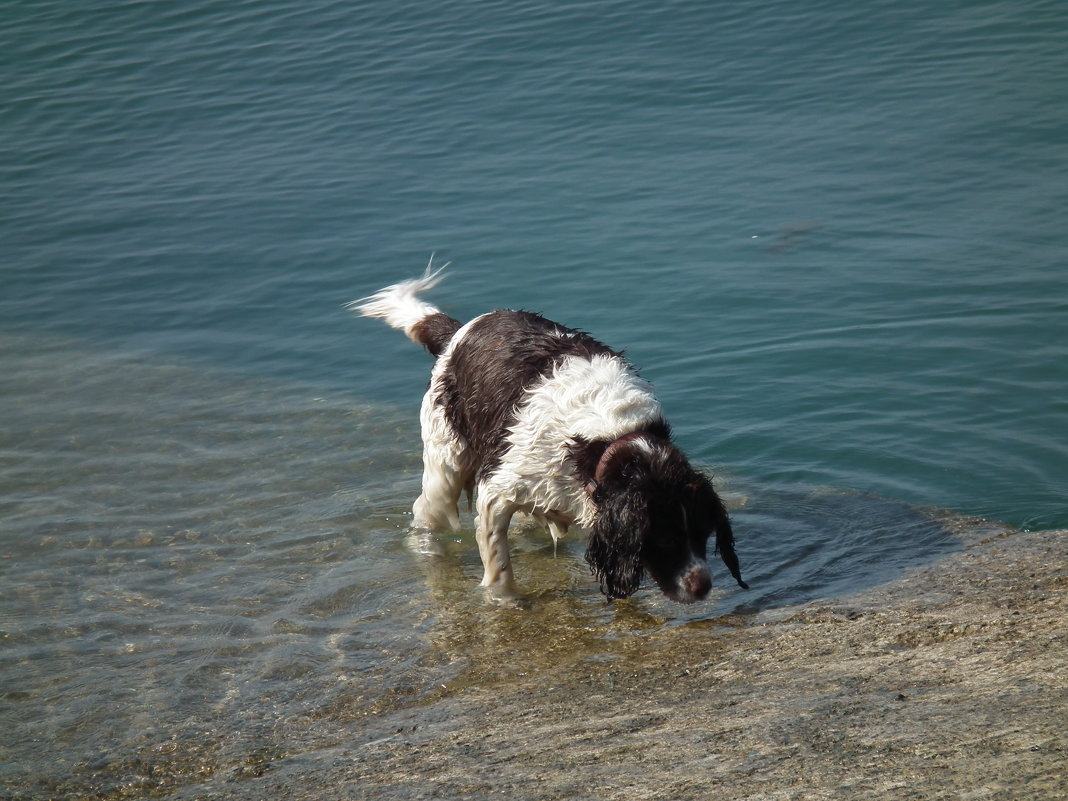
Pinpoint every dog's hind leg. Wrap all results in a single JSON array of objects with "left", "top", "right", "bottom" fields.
[
  {"left": 412, "top": 390, "right": 468, "bottom": 531},
  {"left": 412, "top": 445, "right": 465, "bottom": 531},
  {"left": 474, "top": 493, "right": 519, "bottom": 600}
]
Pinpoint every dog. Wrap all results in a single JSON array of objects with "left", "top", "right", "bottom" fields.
[{"left": 350, "top": 262, "right": 748, "bottom": 603}]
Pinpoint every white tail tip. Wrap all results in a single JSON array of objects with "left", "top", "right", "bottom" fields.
[{"left": 346, "top": 255, "right": 451, "bottom": 340}]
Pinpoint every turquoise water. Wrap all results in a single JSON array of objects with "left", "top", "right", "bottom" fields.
[
  {"left": 5, "top": 0, "right": 1065, "bottom": 527},
  {"left": 1, "top": 1, "right": 1065, "bottom": 796}
]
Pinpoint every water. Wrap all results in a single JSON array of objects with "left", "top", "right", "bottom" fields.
[{"left": 1, "top": 1, "right": 1065, "bottom": 796}]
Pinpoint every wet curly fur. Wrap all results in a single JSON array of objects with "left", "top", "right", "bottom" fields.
[{"left": 350, "top": 263, "right": 748, "bottom": 602}]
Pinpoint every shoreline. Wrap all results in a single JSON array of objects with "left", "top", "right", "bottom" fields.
[{"left": 224, "top": 526, "right": 1067, "bottom": 801}]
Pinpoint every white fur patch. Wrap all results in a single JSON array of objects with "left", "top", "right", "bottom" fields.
[{"left": 481, "top": 353, "right": 663, "bottom": 528}]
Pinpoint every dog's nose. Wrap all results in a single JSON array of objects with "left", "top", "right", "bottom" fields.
[{"left": 682, "top": 562, "right": 712, "bottom": 601}]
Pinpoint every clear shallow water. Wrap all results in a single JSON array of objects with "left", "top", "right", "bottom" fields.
[
  {"left": 1, "top": 0, "right": 1065, "bottom": 796},
  {"left": 1, "top": 333, "right": 978, "bottom": 798}
]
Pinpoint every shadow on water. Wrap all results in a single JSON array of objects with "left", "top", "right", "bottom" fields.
[{"left": 0, "top": 333, "right": 998, "bottom": 800}]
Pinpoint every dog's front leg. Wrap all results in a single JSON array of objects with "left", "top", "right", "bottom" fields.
[{"left": 474, "top": 494, "right": 519, "bottom": 600}]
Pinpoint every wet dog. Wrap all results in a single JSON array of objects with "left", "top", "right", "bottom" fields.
[{"left": 350, "top": 263, "right": 747, "bottom": 602}]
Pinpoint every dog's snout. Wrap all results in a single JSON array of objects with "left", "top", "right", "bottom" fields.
[
  {"left": 673, "top": 561, "right": 711, "bottom": 603},
  {"left": 688, "top": 565, "right": 712, "bottom": 599}
]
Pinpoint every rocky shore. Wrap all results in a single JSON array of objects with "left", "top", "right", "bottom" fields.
[
  {"left": 224, "top": 525, "right": 1067, "bottom": 801},
  {"left": 118, "top": 523, "right": 1067, "bottom": 801}
]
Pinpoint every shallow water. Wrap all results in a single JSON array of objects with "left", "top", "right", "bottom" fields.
[{"left": 1, "top": 334, "right": 979, "bottom": 797}]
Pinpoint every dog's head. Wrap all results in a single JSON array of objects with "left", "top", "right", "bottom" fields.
[{"left": 584, "top": 436, "right": 747, "bottom": 603}]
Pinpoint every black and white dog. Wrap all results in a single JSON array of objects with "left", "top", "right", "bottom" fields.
[{"left": 351, "top": 263, "right": 748, "bottom": 603}]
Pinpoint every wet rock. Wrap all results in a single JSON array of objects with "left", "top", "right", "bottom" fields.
[{"left": 282, "top": 528, "right": 1066, "bottom": 801}]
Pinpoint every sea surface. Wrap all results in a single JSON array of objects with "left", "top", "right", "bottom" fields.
[{"left": 2, "top": 1, "right": 1066, "bottom": 797}]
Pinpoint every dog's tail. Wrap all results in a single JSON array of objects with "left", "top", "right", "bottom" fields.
[{"left": 347, "top": 256, "right": 462, "bottom": 357}]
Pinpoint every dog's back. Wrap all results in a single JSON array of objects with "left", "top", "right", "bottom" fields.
[
  {"left": 433, "top": 309, "right": 622, "bottom": 470},
  {"left": 351, "top": 269, "right": 644, "bottom": 473}
]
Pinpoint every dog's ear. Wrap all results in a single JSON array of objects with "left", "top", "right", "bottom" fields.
[
  {"left": 692, "top": 477, "right": 749, "bottom": 590},
  {"left": 712, "top": 506, "right": 748, "bottom": 590},
  {"left": 585, "top": 483, "right": 649, "bottom": 600}
]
